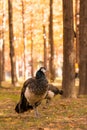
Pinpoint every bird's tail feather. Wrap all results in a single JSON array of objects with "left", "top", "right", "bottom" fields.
[
  {"left": 15, "top": 92, "right": 33, "bottom": 113},
  {"left": 59, "top": 90, "right": 63, "bottom": 95}
]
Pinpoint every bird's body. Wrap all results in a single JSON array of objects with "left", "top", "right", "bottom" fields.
[
  {"left": 24, "top": 78, "right": 48, "bottom": 106},
  {"left": 15, "top": 67, "right": 48, "bottom": 117}
]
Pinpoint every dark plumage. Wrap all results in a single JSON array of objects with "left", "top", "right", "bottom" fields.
[
  {"left": 45, "top": 84, "right": 63, "bottom": 104},
  {"left": 15, "top": 67, "right": 48, "bottom": 117}
]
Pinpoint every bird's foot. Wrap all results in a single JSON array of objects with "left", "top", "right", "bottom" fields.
[
  {"left": 35, "top": 112, "right": 41, "bottom": 118},
  {"left": 33, "top": 107, "right": 40, "bottom": 118}
]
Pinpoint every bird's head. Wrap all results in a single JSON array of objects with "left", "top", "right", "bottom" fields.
[
  {"left": 40, "top": 67, "right": 46, "bottom": 73},
  {"left": 36, "top": 67, "right": 46, "bottom": 79}
]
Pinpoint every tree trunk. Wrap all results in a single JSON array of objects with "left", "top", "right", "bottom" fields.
[
  {"left": 62, "top": 0, "right": 76, "bottom": 98},
  {"left": 8, "top": 0, "right": 17, "bottom": 85},
  {"left": 31, "top": 30, "right": 34, "bottom": 77},
  {"left": 43, "top": 24, "right": 47, "bottom": 68},
  {"left": 0, "top": 50, "right": 2, "bottom": 86},
  {"left": 0, "top": 0, "right": 5, "bottom": 81},
  {"left": 75, "top": 0, "right": 80, "bottom": 64},
  {"left": 22, "top": 0, "right": 26, "bottom": 79},
  {"left": 79, "top": 0, "right": 87, "bottom": 95},
  {"left": 2, "top": 43, "right": 5, "bottom": 81},
  {"left": 49, "top": 0, "right": 54, "bottom": 81}
]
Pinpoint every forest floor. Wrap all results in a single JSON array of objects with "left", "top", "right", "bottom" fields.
[{"left": 0, "top": 81, "right": 87, "bottom": 130}]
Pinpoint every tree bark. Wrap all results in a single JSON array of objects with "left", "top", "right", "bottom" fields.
[
  {"left": 75, "top": 0, "right": 80, "bottom": 64},
  {"left": 2, "top": 43, "right": 5, "bottom": 81},
  {"left": 43, "top": 24, "right": 47, "bottom": 68},
  {"left": 8, "top": 0, "right": 17, "bottom": 85},
  {"left": 49, "top": 0, "right": 54, "bottom": 81},
  {"left": 2, "top": 0, "right": 5, "bottom": 81},
  {"left": 0, "top": 0, "right": 5, "bottom": 81},
  {"left": 21, "top": 0, "right": 26, "bottom": 79},
  {"left": 30, "top": 12, "right": 34, "bottom": 77},
  {"left": 0, "top": 50, "right": 2, "bottom": 86},
  {"left": 79, "top": 0, "right": 87, "bottom": 95},
  {"left": 62, "top": 0, "right": 76, "bottom": 98}
]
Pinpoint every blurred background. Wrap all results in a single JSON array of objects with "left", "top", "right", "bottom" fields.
[{"left": 0, "top": 0, "right": 64, "bottom": 82}]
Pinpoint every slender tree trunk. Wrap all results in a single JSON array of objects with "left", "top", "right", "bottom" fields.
[
  {"left": 0, "top": 0, "right": 5, "bottom": 81},
  {"left": 2, "top": 43, "right": 5, "bottom": 81},
  {"left": 0, "top": 0, "right": 2, "bottom": 85},
  {"left": 30, "top": 12, "right": 34, "bottom": 77},
  {"left": 49, "top": 0, "right": 54, "bottom": 81},
  {"left": 75, "top": 0, "right": 80, "bottom": 64},
  {"left": 43, "top": 24, "right": 47, "bottom": 68},
  {"left": 62, "top": 0, "right": 76, "bottom": 98},
  {"left": 8, "top": 0, "right": 17, "bottom": 85},
  {"left": 0, "top": 49, "right": 2, "bottom": 86},
  {"left": 79, "top": 0, "right": 87, "bottom": 95},
  {"left": 31, "top": 30, "right": 34, "bottom": 77},
  {"left": 2, "top": 0, "right": 6, "bottom": 81},
  {"left": 22, "top": 0, "right": 26, "bottom": 79}
]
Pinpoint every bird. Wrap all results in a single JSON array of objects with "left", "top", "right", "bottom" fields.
[
  {"left": 45, "top": 84, "right": 63, "bottom": 104},
  {"left": 15, "top": 67, "right": 48, "bottom": 117}
]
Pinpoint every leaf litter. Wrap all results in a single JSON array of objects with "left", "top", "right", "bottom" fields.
[{"left": 0, "top": 87, "right": 87, "bottom": 130}]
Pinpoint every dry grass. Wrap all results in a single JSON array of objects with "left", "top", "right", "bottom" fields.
[{"left": 0, "top": 83, "right": 87, "bottom": 130}]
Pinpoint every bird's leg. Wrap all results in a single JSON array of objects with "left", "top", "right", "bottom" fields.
[
  {"left": 46, "top": 99, "right": 51, "bottom": 106},
  {"left": 33, "top": 105, "right": 39, "bottom": 118}
]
